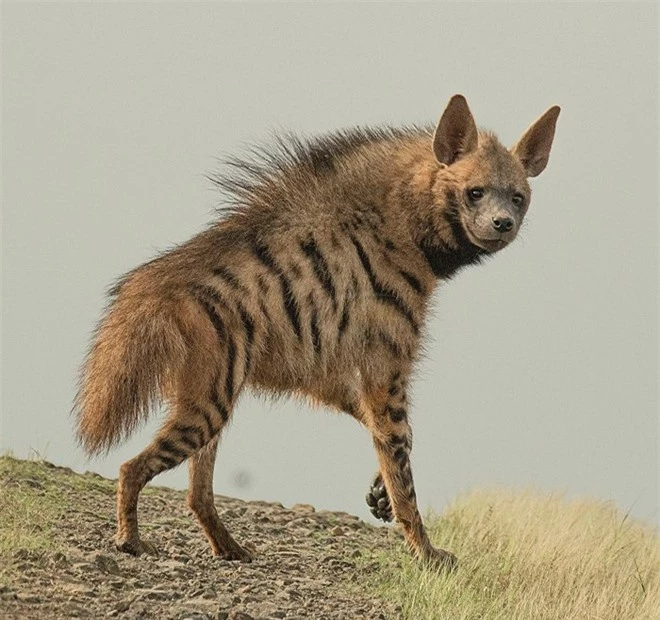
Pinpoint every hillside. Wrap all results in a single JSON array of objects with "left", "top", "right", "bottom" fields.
[
  {"left": 0, "top": 456, "right": 398, "bottom": 619},
  {"left": 1, "top": 456, "right": 659, "bottom": 619}
]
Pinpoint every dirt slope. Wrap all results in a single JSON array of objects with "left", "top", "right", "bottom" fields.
[{"left": 0, "top": 458, "right": 401, "bottom": 620}]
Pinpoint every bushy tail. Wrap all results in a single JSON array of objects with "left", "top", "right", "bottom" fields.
[{"left": 74, "top": 283, "right": 188, "bottom": 456}]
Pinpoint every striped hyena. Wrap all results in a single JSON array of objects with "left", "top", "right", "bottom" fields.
[{"left": 74, "top": 95, "right": 559, "bottom": 570}]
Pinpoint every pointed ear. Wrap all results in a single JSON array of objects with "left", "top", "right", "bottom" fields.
[
  {"left": 433, "top": 94, "right": 479, "bottom": 165},
  {"left": 511, "top": 106, "right": 561, "bottom": 177}
]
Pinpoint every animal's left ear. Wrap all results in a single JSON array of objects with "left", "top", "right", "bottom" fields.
[
  {"left": 511, "top": 106, "right": 561, "bottom": 177},
  {"left": 433, "top": 94, "right": 479, "bottom": 166}
]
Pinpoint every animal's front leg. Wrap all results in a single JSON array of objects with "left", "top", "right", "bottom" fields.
[{"left": 361, "top": 382, "right": 457, "bottom": 571}]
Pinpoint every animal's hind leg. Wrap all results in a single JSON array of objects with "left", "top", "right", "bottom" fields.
[
  {"left": 115, "top": 397, "right": 227, "bottom": 556},
  {"left": 187, "top": 435, "right": 253, "bottom": 561}
]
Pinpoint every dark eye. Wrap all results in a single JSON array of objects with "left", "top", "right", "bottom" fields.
[
  {"left": 512, "top": 193, "right": 525, "bottom": 206},
  {"left": 468, "top": 188, "right": 484, "bottom": 201}
]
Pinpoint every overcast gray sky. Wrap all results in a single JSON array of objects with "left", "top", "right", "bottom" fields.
[{"left": 2, "top": 2, "right": 658, "bottom": 526}]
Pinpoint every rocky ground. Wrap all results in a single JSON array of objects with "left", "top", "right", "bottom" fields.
[{"left": 0, "top": 459, "right": 403, "bottom": 620}]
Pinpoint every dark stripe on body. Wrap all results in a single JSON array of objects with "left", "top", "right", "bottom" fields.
[
  {"left": 378, "top": 330, "right": 403, "bottom": 358},
  {"left": 252, "top": 242, "right": 303, "bottom": 340},
  {"left": 309, "top": 298, "right": 321, "bottom": 355},
  {"left": 349, "top": 235, "right": 419, "bottom": 334},
  {"left": 399, "top": 270, "right": 423, "bottom": 294},
  {"left": 393, "top": 447, "right": 408, "bottom": 465},
  {"left": 210, "top": 383, "right": 229, "bottom": 424},
  {"left": 192, "top": 404, "right": 217, "bottom": 439},
  {"left": 385, "top": 406, "right": 407, "bottom": 423},
  {"left": 338, "top": 304, "right": 350, "bottom": 336},
  {"left": 158, "top": 438, "right": 188, "bottom": 461},
  {"left": 252, "top": 242, "right": 280, "bottom": 273},
  {"left": 173, "top": 424, "right": 204, "bottom": 450},
  {"left": 194, "top": 293, "right": 226, "bottom": 341},
  {"left": 211, "top": 378, "right": 229, "bottom": 422},
  {"left": 213, "top": 265, "right": 250, "bottom": 296},
  {"left": 388, "top": 434, "right": 408, "bottom": 448},
  {"left": 237, "top": 302, "right": 255, "bottom": 375},
  {"left": 300, "top": 238, "right": 338, "bottom": 311},
  {"left": 280, "top": 272, "right": 302, "bottom": 340},
  {"left": 225, "top": 336, "right": 236, "bottom": 402},
  {"left": 338, "top": 273, "right": 358, "bottom": 338},
  {"left": 158, "top": 455, "right": 179, "bottom": 470}
]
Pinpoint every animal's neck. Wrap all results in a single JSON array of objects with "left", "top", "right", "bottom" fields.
[{"left": 397, "top": 156, "right": 486, "bottom": 281}]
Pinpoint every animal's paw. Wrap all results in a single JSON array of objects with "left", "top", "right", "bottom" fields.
[
  {"left": 423, "top": 546, "right": 458, "bottom": 572},
  {"left": 365, "top": 474, "right": 393, "bottom": 522},
  {"left": 115, "top": 535, "right": 158, "bottom": 557},
  {"left": 215, "top": 541, "right": 254, "bottom": 562}
]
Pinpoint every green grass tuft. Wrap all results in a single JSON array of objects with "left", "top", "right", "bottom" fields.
[{"left": 0, "top": 456, "right": 66, "bottom": 569}]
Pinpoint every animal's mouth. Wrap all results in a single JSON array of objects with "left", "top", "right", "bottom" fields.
[{"left": 463, "top": 225, "right": 509, "bottom": 253}]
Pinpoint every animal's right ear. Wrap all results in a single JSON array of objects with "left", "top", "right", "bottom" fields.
[
  {"left": 511, "top": 106, "right": 561, "bottom": 177},
  {"left": 433, "top": 94, "right": 479, "bottom": 166}
]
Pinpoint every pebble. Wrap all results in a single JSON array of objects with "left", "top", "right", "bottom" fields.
[
  {"left": 114, "top": 600, "right": 131, "bottom": 613},
  {"left": 17, "top": 593, "right": 42, "bottom": 603},
  {"left": 291, "top": 503, "right": 316, "bottom": 513},
  {"left": 94, "top": 553, "right": 122, "bottom": 576}
]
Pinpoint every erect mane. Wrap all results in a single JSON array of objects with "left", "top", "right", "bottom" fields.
[{"left": 207, "top": 124, "right": 432, "bottom": 209}]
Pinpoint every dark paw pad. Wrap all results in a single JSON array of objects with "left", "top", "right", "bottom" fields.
[{"left": 366, "top": 476, "right": 393, "bottom": 522}]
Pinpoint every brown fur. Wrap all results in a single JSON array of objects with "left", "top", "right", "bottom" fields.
[{"left": 74, "top": 95, "right": 559, "bottom": 569}]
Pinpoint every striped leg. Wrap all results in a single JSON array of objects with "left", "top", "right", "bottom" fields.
[
  {"left": 115, "top": 282, "right": 254, "bottom": 557},
  {"left": 115, "top": 396, "right": 228, "bottom": 556},
  {"left": 360, "top": 378, "right": 457, "bottom": 571},
  {"left": 187, "top": 435, "right": 253, "bottom": 561}
]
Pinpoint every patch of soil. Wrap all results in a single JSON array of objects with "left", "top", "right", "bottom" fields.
[{"left": 1, "top": 461, "right": 402, "bottom": 619}]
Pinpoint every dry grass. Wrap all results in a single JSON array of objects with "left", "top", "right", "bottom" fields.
[{"left": 367, "top": 489, "right": 660, "bottom": 620}]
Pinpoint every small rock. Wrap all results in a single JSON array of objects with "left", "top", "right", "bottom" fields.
[
  {"left": 114, "top": 600, "right": 131, "bottom": 613},
  {"left": 12, "top": 548, "right": 30, "bottom": 560},
  {"left": 291, "top": 503, "right": 315, "bottom": 513},
  {"left": 18, "top": 593, "right": 41, "bottom": 603},
  {"left": 95, "top": 553, "right": 121, "bottom": 575},
  {"left": 62, "top": 583, "right": 95, "bottom": 597},
  {"left": 229, "top": 612, "right": 254, "bottom": 620},
  {"left": 330, "top": 525, "right": 344, "bottom": 536},
  {"left": 23, "top": 478, "right": 44, "bottom": 489},
  {"left": 284, "top": 587, "right": 302, "bottom": 600},
  {"left": 50, "top": 551, "right": 68, "bottom": 567}
]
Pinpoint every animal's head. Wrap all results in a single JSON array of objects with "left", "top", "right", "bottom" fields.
[{"left": 432, "top": 94, "right": 560, "bottom": 253}]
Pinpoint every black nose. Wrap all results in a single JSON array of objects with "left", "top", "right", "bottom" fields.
[{"left": 492, "top": 215, "right": 514, "bottom": 233}]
